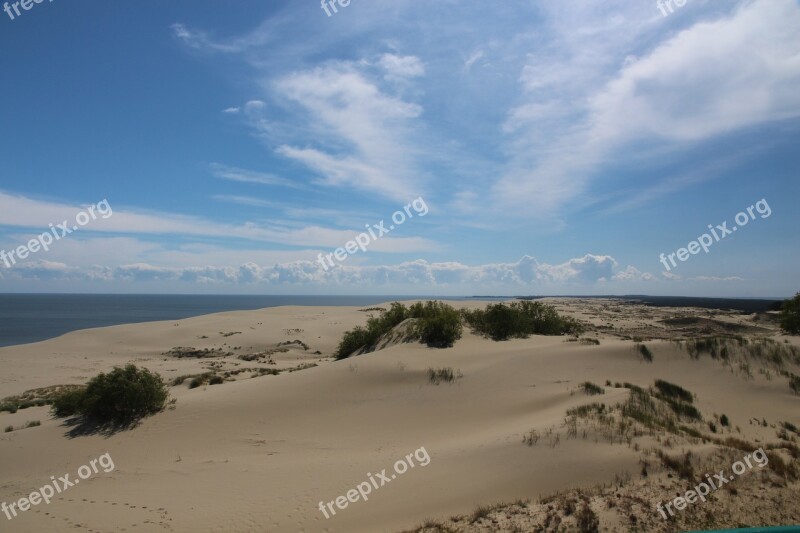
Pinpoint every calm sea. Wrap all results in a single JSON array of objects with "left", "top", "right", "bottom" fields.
[{"left": 0, "top": 294, "right": 452, "bottom": 348}]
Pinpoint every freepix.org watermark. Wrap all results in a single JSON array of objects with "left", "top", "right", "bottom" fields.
[
  {"left": 318, "top": 446, "right": 431, "bottom": 519},
  {"left": 3, "top": 0, "right": 54, "bottom": 22},
  {"left": 0, "top": 199, "right": 112, "bottom": 269},
  {"left": 659, "top": 198, "right": 771, "bottom": 272},
  {"left": 317, "top": 197, "right": 428, "bottom": 271},
  {"left": 656, "top": 0, "right": 690, "bottom": 18},
  {"left": 2, "top": 453, "right": 115, "bottom": 521},
  {"left": 656, "top": 448, "right": 768, "bottom": 520},
  {"left": 320, "top": 0, "right": 352, "bottom": 17}
]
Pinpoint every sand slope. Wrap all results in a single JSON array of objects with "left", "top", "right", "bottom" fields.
[{"left": 0, "top": 299, "right": 798, "bottom": 532}]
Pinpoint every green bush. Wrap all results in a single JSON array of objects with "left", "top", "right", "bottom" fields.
[
  {"left": 52, "top": 365, "right": 169, "bottom": 426},
  {"left": 412, "top": 301, "right": 462, "bottom": 347},
  {"left": 780, "top": 292, "right": 800, "bottom": 334},
  {"left": 462, "top": 301, "right": 583, "bottom": 341},
  {"left": 51, "top": 387, "right": 87, "bottom": 417}
]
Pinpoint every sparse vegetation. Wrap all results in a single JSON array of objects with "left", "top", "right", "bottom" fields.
[
  {"left": 576, "top": 502, "right": 600, "bottom": 533},
  {"left": 523, "top": 429, "right": 540, "bottom": 446},
  {"left": 654, "top": 379, "right": 693, "bottom": 403},
  {"left": 1, "top": 384, "right": 84, "bottom": 413},
  {"left": 581, "top": 382, "right": 605, "bottom": 396},
  {"left": 335, "top": 301, "right": 462, "bottom": 359},
  {"left": 278, "top": 339, "right": 309, "bottom": 350}
]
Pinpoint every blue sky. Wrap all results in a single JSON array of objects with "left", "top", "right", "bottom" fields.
[{"left": 0, "top": 0, "right": 798, "bottom": 296}]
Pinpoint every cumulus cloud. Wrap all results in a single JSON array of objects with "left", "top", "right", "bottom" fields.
[{"left": 0, "top": 254, "right": 656, "bottom": 288}]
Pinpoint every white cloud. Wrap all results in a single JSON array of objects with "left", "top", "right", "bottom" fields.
[
  {"left": 0, "top": 191, "right": 436, "bottom": 252},
  {"left": 490, "top": 0, "right": 800, "bottom": 216},
  {"left": 378, "top": 53, "right": 425, "bottom": 80},
  {"left": 210, "top": 162, "right": 298, "bottom": 188},
  {"left": 0, "top": 254, "right": 655, "bottom": 288},
  {"left": 274, "top": 64, "right": 425, "bottom": 200}
]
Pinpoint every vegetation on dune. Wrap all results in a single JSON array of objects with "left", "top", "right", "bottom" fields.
[
  {"left": 636, "top": 343, "right": 653, "bottom": 362},
  {"left": 51, "top": 364, "right": 169, "bottom": 426},
  {"left": 427, "top": 367, "right": 460, "bottom": 385},
  {"left": 462, "top": 300, "right": 584, "bottom": 341},
  {"left": 779, "top": 292, "right": 800, "bottom": 334},
  {"left": 335, "top": 301, "right": 463, "bottom": 360},
  {"left": 653, "top": 379, "right": 693, "bottom": 403},
  {"left": 581, "top": 382, "right": 605, "bottom": 396}
]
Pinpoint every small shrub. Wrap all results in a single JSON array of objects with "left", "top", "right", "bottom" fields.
[
  {"left": 779, "top": 292, "right": 800, "bottom": 334},
  {"left": 4, "top": 425, "right": 12, "bottom": 433},
  {"left": 209, "top": 375, "right": 224, "bottom": 385},
  {"left": 637, "top": 344, "right": 653, "bottom": 362},
  {"left": 189, "top": 377, "right": 205, "bottom": 389},
  {"left": 413, "top": 301, "right": 463, "bottom": 348},
  {"left": 25, "top": 420, "right": 41, "bottom": 428},
  {"left": 720, "top": 414, "right": 730, "bottom": 427},
  {"left": 51, "top": 387, "right": 87, "bottom": 418}
]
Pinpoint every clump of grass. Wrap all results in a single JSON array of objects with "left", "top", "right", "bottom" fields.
[
  {"left": 576, "top": 502, "right": 600, "bottom": 533},
  {"left": 581, "top": 382, "right": 605, "bottom": 396},
  {"left": 654, "top": 379, "right": 693, "bottom": 403},
  {"left": 567, "top": 403, "right": 606, "bottom": 418},
  {"left": 4, "top": 425, "right": 13, "bottom": 433},
  {"left": 765, "top": 450, "right": 799, "bottom": 481},
  {"left": 470, "top": 505, "right": 493, "bottom": 524},
  {"left": 720, "top": 414, "right": 730, "bottom": 427},
  {"left": 579, "top": 338, "right": 600, "bottom": 345},
  {"left": 428, "top": 367, "right": 459, "bottom": 385},
  {"left": 278, "top": 339, "right": 309, "bottom": 350},
  {"left": 790, "top": 374, "right": 800, "bottom": 395},
  {"left": 523, "top": 429, "right": 540, "bottom": 446},
  {"left": 209, "top": 375, "right": 224, "bottom": 385},
  {"left": 25, "top": 420, "right": 41, "bottom": 428},
  {"left": 636, "top": 343, "right": 653, "bottom": 362},
  {"left": 658, "top": 450, "right": 694, "bottom": 480}
]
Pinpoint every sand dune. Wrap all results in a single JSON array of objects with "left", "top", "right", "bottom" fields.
[{"left": 1, "top": 299, "right": 798, "bottom": 532}]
